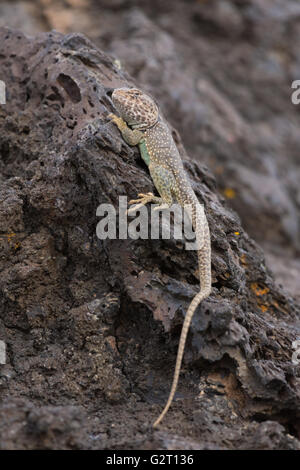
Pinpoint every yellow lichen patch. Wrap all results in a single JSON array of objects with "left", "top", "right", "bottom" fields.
[
  {"left": 234, "top": 231, "right": 240, "bottom": 236},
  {"left": 223, "top": 188, "right": 236, "bottom": 199},
  {"left": 251, "top": 282, "right": 270, "bottom": 296},
  {"left": 240, "top": 253, "right": 247, "bottom": 266},
  {"left": 271, "top": 300, "right": 289, "bottom": 315},
  {"left": 259, "top": 305, "right": 268, "bottom": 313},
  {"left": 250, "top": 283, "right": 271, "bottom": 314},
  {"left": 0, "top": 232, "right": 21, "bottom": 252},
  {"left": 1, "top": 232, "right": 16, "bottom": 243}
]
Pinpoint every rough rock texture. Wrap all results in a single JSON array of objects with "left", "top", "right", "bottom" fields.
[
  {"left": 1, "top": 0, "right": 298, "bottom": 301},
  {"left": 0, "top": 1, "right": 300, "bottom": 450}
]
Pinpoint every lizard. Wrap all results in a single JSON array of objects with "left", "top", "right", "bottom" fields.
[{"left": 108, "top": 87, "right": 212, "bottom": 427}]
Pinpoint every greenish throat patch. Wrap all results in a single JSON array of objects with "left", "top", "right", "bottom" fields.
[{"left": 138, "top": 140, "right": 150, "bottom": 166}]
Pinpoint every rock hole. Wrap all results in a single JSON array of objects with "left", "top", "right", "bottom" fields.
[
  {"left": 57, "top": 73, "right": 81, "bottom": 103},
  {"left": 46, "top": 86, "right": 65, "bottom": 107}
]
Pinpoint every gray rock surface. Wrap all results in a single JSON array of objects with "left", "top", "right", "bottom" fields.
[{"left": 0, "top": 0, "right": 300, "bottom": 450}]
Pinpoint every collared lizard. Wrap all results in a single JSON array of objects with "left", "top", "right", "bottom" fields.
[{"left": 108, "top": 87, "right": 212, "bottom": 427}]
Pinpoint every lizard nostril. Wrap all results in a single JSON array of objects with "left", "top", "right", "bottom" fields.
[{"left": 105, "top": 87, "right": 114, "bottom": 97}]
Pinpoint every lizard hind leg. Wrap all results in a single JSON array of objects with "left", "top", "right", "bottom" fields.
[
  {"left": 127, "top": 163, "right": 176, "bottom": 215},
  {"left": 126, "top": 192, "right": 162, "bottom": 215},
  {"left": 149, "top": 163, "right": 176, "bottom": 208}
]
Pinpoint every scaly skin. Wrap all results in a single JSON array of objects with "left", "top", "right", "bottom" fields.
[{"left": 109, "top": 88, "right": 212, "bottom": 427}]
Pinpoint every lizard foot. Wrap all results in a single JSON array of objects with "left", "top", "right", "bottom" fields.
[
  {"left": 108, "top": 113, "right": 127, "bottom": 131},
  {"left": 126, "top": 192, "right": 158, "bottom": 215}
]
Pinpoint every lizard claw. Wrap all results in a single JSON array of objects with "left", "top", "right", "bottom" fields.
[
  {"left": 137, "top": 192, "right": 154, "bottom": 198},
  {"left": 126, "top": 192, "right": 157, "bottom": 215},
  {"left": 129, "top": 193, "right": 153, "bottom": 205},
  {"left": 108, "top": 113, "right": 126, "bottom": 129}
]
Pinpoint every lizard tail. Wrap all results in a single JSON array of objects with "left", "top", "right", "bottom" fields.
[{"left": 153, "top": 219, "right": 211, "bottom": 428}]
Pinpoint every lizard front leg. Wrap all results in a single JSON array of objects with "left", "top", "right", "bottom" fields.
[{"left": 108, "top": 113, "right": 144, "bottom": 146}]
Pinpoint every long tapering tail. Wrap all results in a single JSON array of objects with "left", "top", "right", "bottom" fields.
[{"left": 153, "top": 201, "right": 211, "bottom": 428}]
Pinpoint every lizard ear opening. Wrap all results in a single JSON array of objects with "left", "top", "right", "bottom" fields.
[{"left": 104, "top": 87, "right": 114, "bottom": 97}]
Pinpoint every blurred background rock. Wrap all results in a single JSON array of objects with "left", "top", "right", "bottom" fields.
[{"left": 0, "top": 0, "right": 299, "bottom": 300}]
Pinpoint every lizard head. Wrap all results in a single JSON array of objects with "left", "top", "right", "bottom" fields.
[{"left": 112, "top": 88, "right": 159, "bottom": 129}]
